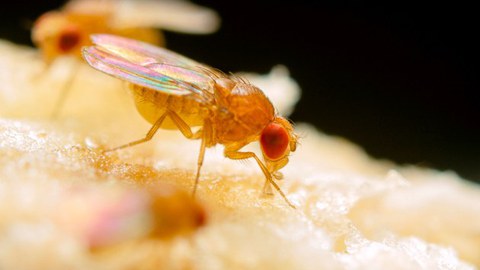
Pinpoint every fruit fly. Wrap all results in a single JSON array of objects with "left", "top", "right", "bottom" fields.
[
  {"left": 86, "top": 183, "right": 206, "bottom": 248},
  {"left": 31, "top": 0, "right": 220, "bottom": 117},
  {"left": 82, "top": 34, "right": 298, "bottom": 208},
  {"left": 32, "top": 0, "right": 220, "bottom": 63}
]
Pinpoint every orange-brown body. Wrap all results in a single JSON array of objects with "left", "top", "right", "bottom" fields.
[
  {"left": 82, "top": 34, "right": 297, "bottom": 208},
  {"left": 128, "top": 77, "right": 297, "bottom": 208},
  {"left": 131, "top": 77, "right": 276, "bottom": 148}
]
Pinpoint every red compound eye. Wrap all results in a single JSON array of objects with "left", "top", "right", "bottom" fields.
[
  {"left": 58, "top": 28, "right": 81, "bottom": 53},
  {"left": 260, "top": 122, "right": 289, "bottom": 160}
]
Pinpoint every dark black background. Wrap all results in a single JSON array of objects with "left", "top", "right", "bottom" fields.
[{"left": 1, "top": 1, "right": 479, "bottom": 181}]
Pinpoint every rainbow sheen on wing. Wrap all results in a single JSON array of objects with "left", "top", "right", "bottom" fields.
[
  {"left": 91, "top": 34, "right": 224, "bottom": 84},
  {"left": 82, "top": 34, "right": 220, "bottom": 103},
  {"left": 83, "top": 46, "right": 204, "bottom": 98},
  {"left": 92, "top": 34, "right": 200, "bottom": 68}
]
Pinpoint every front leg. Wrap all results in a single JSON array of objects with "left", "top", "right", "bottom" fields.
[
  {"left": 263, "top": 156, "right": 289, "bottom": 195},
  {"left": 224, "top": 145, "right": 295, "bottom": 209}
]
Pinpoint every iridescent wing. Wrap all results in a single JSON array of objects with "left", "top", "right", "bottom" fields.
[
  {"left": 90, "top": 33, "right": 201, "bottom": 68},
  {"left": 82, "top": 34, "right": 222, "bottom": 103}
]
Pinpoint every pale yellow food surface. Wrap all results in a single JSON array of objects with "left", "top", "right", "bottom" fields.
[{"left": 0, "top": 40, "right": 479, "bottom": 270}]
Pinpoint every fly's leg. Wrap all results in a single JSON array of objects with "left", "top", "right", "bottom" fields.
[
  {"left": 104, "top": 109, "right": 210, "bottom": 197},
  {"left": 263, "top": 180, "right": 273, "bottom": 195},
  {"left": 224, "top": 146, "right": 296, "bottom": 209},
  {"left": 167, "top": 111, "right": 211, "bottom": 197},
  {"left": 105, "top": 110, "right": 203, "bottom": 153},
  {"left": 263, "top": 157, "right": 289, "bottom": 195},
  {"left": 192, "top": 131, "right": 207, "bottom": 197},
  {"left": 104, "top": 112, "right": 168, "bottom": 152},
  {"left": 50, "top": 61, "right": 80, "bottom": 118}
]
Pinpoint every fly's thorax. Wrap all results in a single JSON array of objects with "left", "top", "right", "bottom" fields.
[
  {"left": 213, "top": 78, "right": 236, "bottom": 102},
  {"left": 212, "top": 80, "right": 275, "bottom": 144},
  {"left": 130, "top": 84, "right": 205, "bottom": 129}
]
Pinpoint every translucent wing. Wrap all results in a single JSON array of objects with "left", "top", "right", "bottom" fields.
[
  {"left": 65, "top": 0, "right": 220, "bottom": 34},
  {"left": 92, "top": 34, "right": 225, "bottom": 82},
  {"left": 91, "top": 33, "right": 201, "bottom": 68},
  {"left": 83, "top": 34, "right": 218, "bottom": 103}
]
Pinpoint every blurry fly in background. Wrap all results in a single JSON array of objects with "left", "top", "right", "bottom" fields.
[{"left": 30, "top": 0, "right": 220, "bottom": 117}]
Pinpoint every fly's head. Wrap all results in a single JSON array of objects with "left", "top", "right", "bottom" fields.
[
  {"left": 32, "top": 11, "right": 87, "bottom": 62},
  {"left": 259, "top": 116, "right": 297, "bottom": 179}
]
